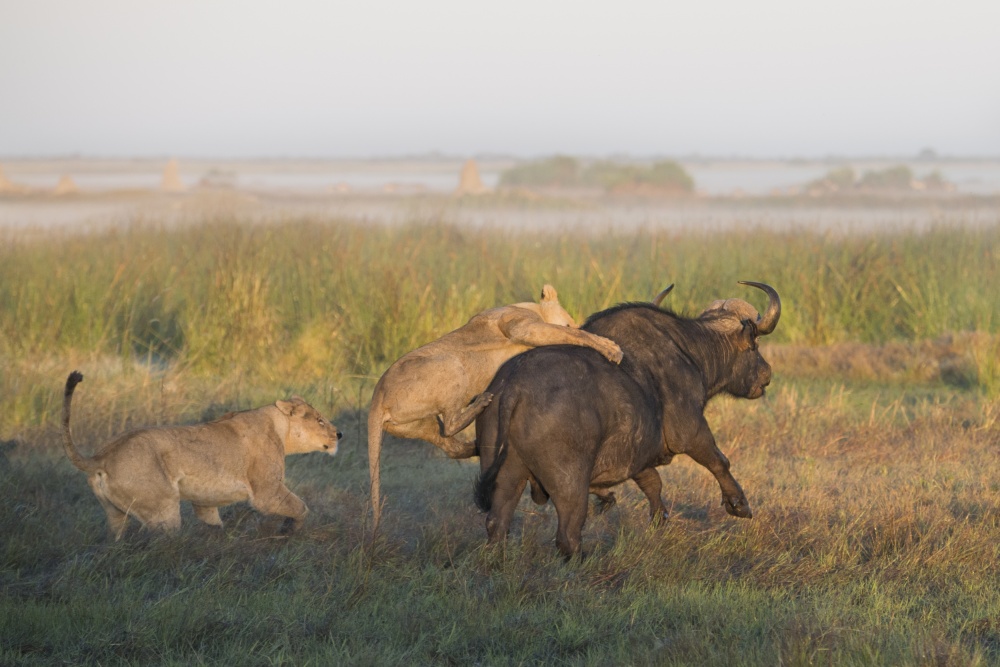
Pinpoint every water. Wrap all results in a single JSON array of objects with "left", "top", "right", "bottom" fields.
[{"left": 4, "top": 158, "right": 1000, "bottom": 195}]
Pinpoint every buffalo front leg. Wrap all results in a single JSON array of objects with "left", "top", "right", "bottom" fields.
[
  {"left": 631, "top": 468, "right": 668, "bottom": 525},
  {"left": 680, "top": 421, "right": 752, "bottom": 519}
]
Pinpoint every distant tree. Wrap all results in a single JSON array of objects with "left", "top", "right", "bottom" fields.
[
  {"left": 580, "top": 160, "right": 694, "bottom": 193},
  {"left": 579, "top": 161, "right": 639, "bottom": 189},
  {"left": 918, "top": 170, "right": 952, "bottom": 191},
  {"left": 825, "top": 166, "right": 856, "bottom": 189},
  {"left": 804, "top": 165, "right": 856, "bottom": 193},
  {"left": 643, "top": 161, "right": 695, "bottom": 192},
  {"left": 858, "top": 165, "right": 914, "bottom": 190},
  {"left": 499, "top": 156, "right": 580, "bottom": 187},
  {"left": 500, "top": 157, "right": 695, "bottom": 194}
]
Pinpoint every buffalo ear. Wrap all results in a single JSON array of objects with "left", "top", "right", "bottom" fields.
[
  {"left": 540, "top": 284, "right": 558, "bottom": 302},
  {"left": 275, "top": 399, "right": 297, "bottom": 416},
  {"left": 739, "top": 319, "right": 759, "bottom": 350}
]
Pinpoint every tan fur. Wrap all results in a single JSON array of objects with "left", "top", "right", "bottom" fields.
[
  {"left": 368, "top": 285, "right": 623, "bottom": 529},
  {"left": 62, "top": 372, "right": 342, "bottom": 540}
]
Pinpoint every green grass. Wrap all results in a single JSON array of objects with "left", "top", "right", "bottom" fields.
[
  {"left": 2, "top": 218, "right": 998, "bottom": 366},
  {"left": 2, "top": 215, "right": 999, "bottom": 664}
]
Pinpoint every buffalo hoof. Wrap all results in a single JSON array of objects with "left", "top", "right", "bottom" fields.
[
  {"left": 723, "top": 496, "right": 753, "bottom": 519},
  {"left": 650, "top": 510, "right": 669, "bottom": 527}
]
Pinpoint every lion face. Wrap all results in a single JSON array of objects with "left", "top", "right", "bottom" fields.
[
  {"left": 277, "top": 398, "right": 343, "bottom": 455},
  {"left": 537, "top": 284, "right": 578, "bottom": 328}
]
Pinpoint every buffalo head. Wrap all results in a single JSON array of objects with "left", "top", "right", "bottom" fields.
[{"left": 700, "top": 281, "right": 781, "bottom": 400}]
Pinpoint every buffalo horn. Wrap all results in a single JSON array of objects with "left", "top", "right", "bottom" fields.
[
  {"left": 651, "top": 284, "right": 674, "bottom": 307},
  {"left": 738, "top": 281, "right": 781, "bottom": 335}
]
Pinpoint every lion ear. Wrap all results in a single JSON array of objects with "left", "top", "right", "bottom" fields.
[
  {"left": 540, "top": 284, "right": 558, "bottom": 302},
  {"left": 275, "top": 399, "right": 296, "bottom": 416}
]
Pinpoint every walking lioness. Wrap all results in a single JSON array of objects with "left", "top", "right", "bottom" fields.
[
  {"left": 367, "top": 285, "right": 623, "bottom": 529},
  {"left": 63, "top": 371, "right": 342, "bottom": 539}
]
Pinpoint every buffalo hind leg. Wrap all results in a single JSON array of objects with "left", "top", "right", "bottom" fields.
[
  {"left": 631, "top": 468, "right": 668, "bottom": 525},
  {"left": 552, "top": 486, "right": 590, "bottom": 559},
  {"left": 485, "top": 455, "right": 530, "bottom": 544}
]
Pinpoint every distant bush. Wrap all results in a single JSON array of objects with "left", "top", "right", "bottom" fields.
[
  {"left": 919, "top": 170, "right": 951, "bottom": 191},
  {"left": 805, "top": 164, "right": 950, "bottom": 194},
  {"left": 858, "top": 165, "right": 914, "bottom": 190},
  {"left": 500, "top": 158, "right": 694, "bottom": 193},
  {"left": 825, "top": 166, "right": 856, "bottom": 189},
  {"left": 498, "top": 156, "right": 580, "bottom": 188}
]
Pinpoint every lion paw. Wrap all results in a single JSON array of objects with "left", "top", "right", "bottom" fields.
[{"left": 605, "top": 344, "right": 624, "bottom": 364}]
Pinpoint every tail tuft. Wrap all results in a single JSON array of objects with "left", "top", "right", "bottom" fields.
[
  {"left": 66, "top": 371, "right": 84, "bottom": 394},
  {"left": 63, "top": 369, "right": 97, "bottom": 473}
]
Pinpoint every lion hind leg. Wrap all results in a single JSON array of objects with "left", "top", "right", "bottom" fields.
[
  {"left": 89, "top": 474, "right": 132, "bottom": 540},
  {"left": 96, "top": 495, "right": 131, "bottom": 540},
  {"left": 389, "top": 417, "right": 477, "bottom": 459},
  {"left": 438, "top": 392, "right": 493, "bottom": 438}
]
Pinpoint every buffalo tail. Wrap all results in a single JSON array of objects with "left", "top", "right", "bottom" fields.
[{"left": 473, "top": 390, "right": 515, "bottom": 512}]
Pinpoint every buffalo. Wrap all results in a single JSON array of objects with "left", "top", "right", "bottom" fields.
[{"left": 474, "top": 282, "right": 781, "bottom": 557}]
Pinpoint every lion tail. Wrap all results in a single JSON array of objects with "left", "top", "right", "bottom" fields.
[
  {"left": 63, "top": 371, "right": 99, "bottom": 474},
  {"left": 367, "top": 392, "right": 388, "bottom": 533}
]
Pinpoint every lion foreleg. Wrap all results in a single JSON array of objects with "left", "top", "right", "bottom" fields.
[
  {"left": 502, "top": 320, "right": 623, "bottom": 363},
  {"left": 251, "top": 485, "right": 309, "bottom": 533},
  {"left": 192, "top": 504, "right": 223, "bottom": 527}
]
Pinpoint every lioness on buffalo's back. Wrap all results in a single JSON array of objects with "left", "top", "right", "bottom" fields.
[
  {"left": 63, "top": 371, "right": 342, "bottom": 539},
  {"left": 475, "top": 282, "right": 781, "bottom": 557},
  {"left": 367, "top": 284, "right": 624, "bottom": 530}
]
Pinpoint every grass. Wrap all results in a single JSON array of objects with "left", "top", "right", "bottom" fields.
[{"left": 2, "top": 212, "right": 999, "bottom": 664}]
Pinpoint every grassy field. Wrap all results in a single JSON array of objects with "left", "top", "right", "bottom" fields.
[{"left": 2, "top": 213, "right": 999, "bottom": 665}]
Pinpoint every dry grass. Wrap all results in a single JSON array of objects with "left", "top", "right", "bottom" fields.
[{"left": 1, "top": 216, "right": 999, "bottom": 664}]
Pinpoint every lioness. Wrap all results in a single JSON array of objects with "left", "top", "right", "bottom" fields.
[
  {"left": 62, "top": 371, "right": 342, "bottom": 539},
  {"left": 367, "top": 284, "right": 623, "bottom": 529}
]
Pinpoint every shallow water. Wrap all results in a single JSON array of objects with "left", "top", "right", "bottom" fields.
[{"left": 4, "top": 157, "right": 1000, "bottom": 196}]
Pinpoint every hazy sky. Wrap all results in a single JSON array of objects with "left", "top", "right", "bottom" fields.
[{"left": 2, "top": 0, "right": 998, "bottom": 158}]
